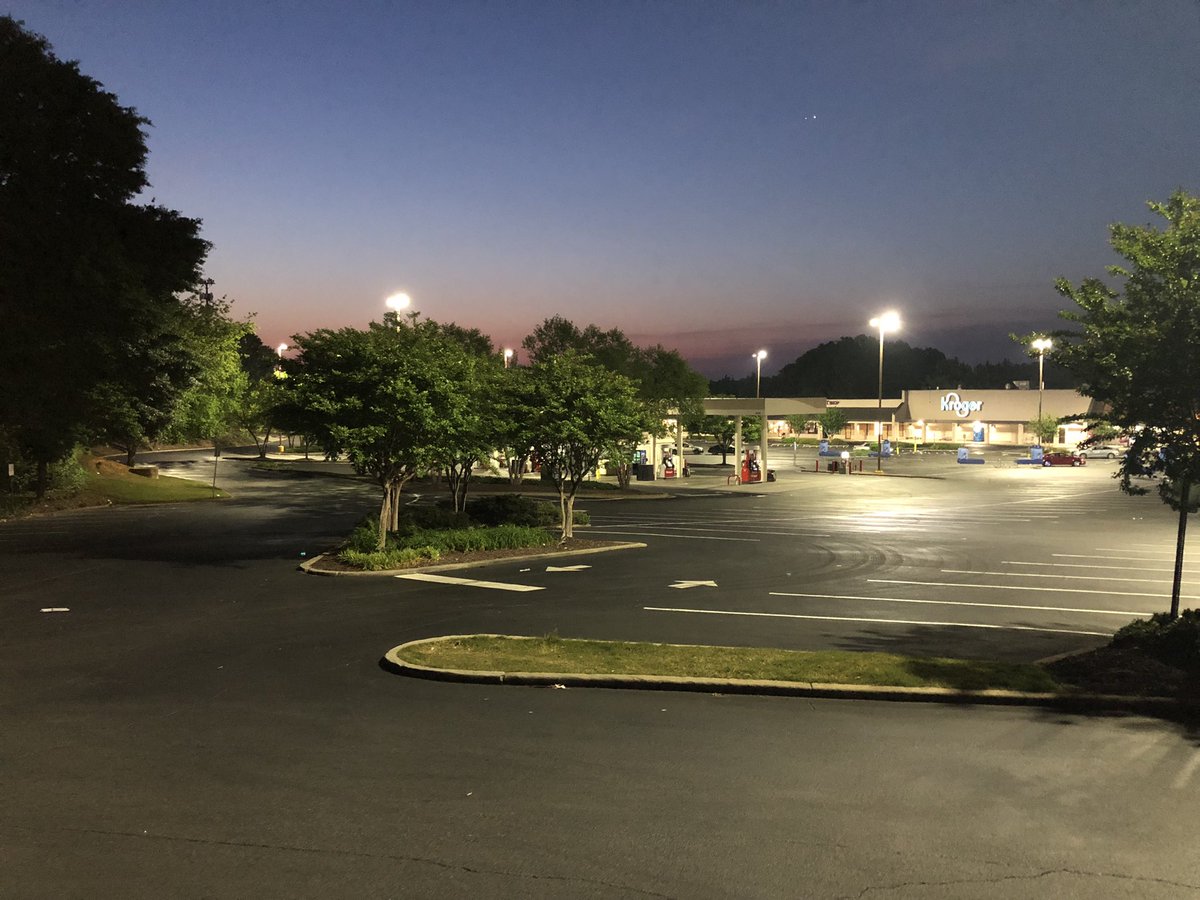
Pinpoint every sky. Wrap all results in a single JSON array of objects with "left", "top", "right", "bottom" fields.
[{"left": 7, "top": 0, "right": 1199, "bottom": 378}]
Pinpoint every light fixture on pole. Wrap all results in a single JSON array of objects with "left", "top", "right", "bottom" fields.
[
  {"left": 385, "top": 292, "right": 411, "bottom": 314},
  {"left": 503, "top": 348, "right": 514, "bottom": 369},
  {"left": 1031, "top": 337, "right": 1053, "bottom": 445},
  {"left": 752, "top": 349, "right": 767, "bottom": 399},
  {"left": 272, "top": 343, "right": 289, "bottom": 381},
  {"left": 868, "top": 311, "right": 901, "bottom": 471}
]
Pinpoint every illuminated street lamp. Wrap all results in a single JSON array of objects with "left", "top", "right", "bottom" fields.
[
  {"left": 752, "top": 349, "right": 767, "bottom": 398},
  {"left": 503, "top": 348, "right": 514, "bottom": 369},
  {"left": 1031, "top": 337, "right": 1053, "bottom": 445},
  {"left": 385, "top": 292, "right": 411, "bottom": 314},
  {"left": 275, "top": 342, "right": 288, "bottom": 358},
  {"left": 869, "top": 311, "right": 901, "bottom": 471}
]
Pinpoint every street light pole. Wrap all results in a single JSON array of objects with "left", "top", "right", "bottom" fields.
[
  {"left": 753, "top": 349, "right": 767, "bottom": 398},
  {"left": 1032, "top": 337, "right": 1052, "bottom": 445},
  {"left": 868, "top": 311, "right": 901, "bottom": 472},
  {"left": 503, "top": 348, "right": 514, "bottom": 369}
]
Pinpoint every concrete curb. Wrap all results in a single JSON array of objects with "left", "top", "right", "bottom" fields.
[
  {"left": 381, "top": 635, "right": 1196, "bottom": 716},
  {"left": 300, "top": 540, "right": 647, "bottom": 576}
]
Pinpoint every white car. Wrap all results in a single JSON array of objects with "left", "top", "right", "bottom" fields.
[{"left": 1079, "top": 443, "right": 1126, "bottom": 459}]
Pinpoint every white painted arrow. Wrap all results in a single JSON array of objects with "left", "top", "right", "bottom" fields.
[
  {"left": 669, "top": 580, "right": 718, "bottom": 589},
  {"left": 546, "top": 565, "right": 591, "bottom": 572}
]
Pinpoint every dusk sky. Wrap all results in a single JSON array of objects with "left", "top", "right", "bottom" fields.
[{"left": 9, "top": 1, "right": 1199, "bottom": 377}]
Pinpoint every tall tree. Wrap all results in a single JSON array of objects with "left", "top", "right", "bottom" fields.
[
  {"left": 1052, "top": 190, "right": 1200, "bottom": 617},
  {"left": 0, "top": 17, "right": 208, "bottom": 494},
  {"left": 166, "top": 298, "right": 252, "bottom": 452},
  {"left": 507, "top": 351, "right": 644, "bottom": 540},
  {"left": 425, "top": 321, "right": 499, "bottom": 511},
  {"left": 286, "top": 318, "right": 472, "bottom": 548},
  {"left": 522, "top": 317, "right": 705, "bottom": 484}
]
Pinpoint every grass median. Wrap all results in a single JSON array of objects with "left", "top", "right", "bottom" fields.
[{"left": 396, "top": 635, "right": 1063, "bottom": 693}]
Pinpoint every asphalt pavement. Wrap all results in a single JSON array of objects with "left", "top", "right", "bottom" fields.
[{"left": 3, "top": 450, "right": 1200, "bottom": 898}]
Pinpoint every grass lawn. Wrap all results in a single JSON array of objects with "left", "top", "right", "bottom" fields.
[
  {"left": 2, "top": 457, "right": 226, "bottom": 518},
  {"left": 396, "top": 635, "right": 1063, "bottom": 693},
  {"left": 81, "top": 468, "right": 226, "bottom": 503}
]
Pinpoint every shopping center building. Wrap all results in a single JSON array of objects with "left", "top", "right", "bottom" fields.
[
  {"left": 693, "top": 387, "right": 1104, "bottom": 471},
  {"left": 831, "top": 388, "right": 1103, "bottom": 447}
]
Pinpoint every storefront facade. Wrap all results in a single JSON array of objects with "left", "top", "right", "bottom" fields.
[
  {"left": 765, "top": 389, "right": 1103, "bottom": 447},
  {"left": 898, "top": 389, "right": 1101, "bottom": 446},
  {"left": 703, "top": 388, "right": 1103, "bottom": 450}
]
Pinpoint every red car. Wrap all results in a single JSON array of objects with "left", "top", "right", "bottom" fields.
[{"left": 1042, "top": 451, "right": 1086, "bottom": 467}]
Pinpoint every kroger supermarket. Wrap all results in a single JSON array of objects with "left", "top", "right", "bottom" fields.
[
  {"left": 703, "top": 388, "right": 1101, "bottom": 447},
  {"left": 679, "top": 388, "right": 1104, "bottom": 477}
]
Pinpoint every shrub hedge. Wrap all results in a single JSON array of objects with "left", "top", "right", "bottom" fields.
[{"left": 1112, "top": 610, "right": 1200, "bottom": 671}]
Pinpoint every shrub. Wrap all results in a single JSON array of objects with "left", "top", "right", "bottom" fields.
[
  {"left": 346, "top": 518, "right": 381, "bottom": 553},
  {"left": 1112, "top": 610, "right": 1200, "bottom": 670},
  {"left": 465, "top": 494, "right": 544, "bottom": 526},
  {"left": 403, "top": 525, "right": 555, "bottom": 553},
  {"left": 338, "top": 546, "right": 441, "bottom": 570},
  {"left": 406, "top": 505, "right": 472, "bottom": 531}
]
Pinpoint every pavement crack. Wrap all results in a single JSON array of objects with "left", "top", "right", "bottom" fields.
[
  {"left": 5, "top": 822, "right": 679, "bottom": 899},
  {"left": 841, "top": 867, "right": 1200, "bottom": 898}
]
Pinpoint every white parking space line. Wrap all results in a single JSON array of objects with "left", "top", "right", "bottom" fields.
[
  {"left": 593, "top": 523, "right": 828, "bottom": 538},
  {"left": 1053, "top": 553, "right": 1179, "bottom": 562},
  {"left": 587, "top": 529, "right": 760, "bottom": 542},
  {"left": 869, "top": 578, "right": 1197, "bottom": 601},
  {"left": 768, "top": 591, "right": 1144, "bottom": 617},
  {"left": 644, "top": 607, "right": 1111, "bottom": 637},
  {"left": 1092, "top": 548, "right": 1176, "bottom": 555},
  {"left": 1002, "top": 560, "right": 1199, "bottom": 574},
  {"left": 942, "top": 568, "right": 1179, "bottom": 585},
  {"left": 395, "top": 573, "right": 544, "bottom": 592}
]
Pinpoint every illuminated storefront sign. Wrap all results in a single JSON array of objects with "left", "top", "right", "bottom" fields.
[{"left": 939, "top": 391, "right": 983, "bottom": 418}]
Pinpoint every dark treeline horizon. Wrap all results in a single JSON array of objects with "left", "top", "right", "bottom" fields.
[{"left": 709, "top": 334, "right": 1073, "bottom": 398}]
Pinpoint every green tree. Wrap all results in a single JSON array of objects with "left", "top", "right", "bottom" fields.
[
  {"left": 1025, "top": 415, "right": 1059, "bottom": 445},
  {"left": 287, "top": 318, "right": 471, "bottom": 548},
  {"left": 508, "top": 351, "right": 644, "bottom": 539},
  {"left": 816, "top": 408, "right": 850, "bottom": 441},
  {"left": 0, "top": 17, "right": 209, "bottom": 495},
  {"left": 425, "top": 321, "right": 499, "bottom": 511},
  {"left": 87, "top": 299, "right": 203, "bottom": 466},
  {"left": 166, "top": 298, "right": 253, "bottom": 451},
  {"left": 1052, "top": 190, "right": 1200, "bottom": 617},
  {"left": 522, "top": 317, "right": 705, "bottom": 485},
  {"left": 231, "top": 332, "right": 287, "bottom": 458}
]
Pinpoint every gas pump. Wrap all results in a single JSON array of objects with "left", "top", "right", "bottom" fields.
[
  {"left": 663, "top": 450, "right": 676, "bottom": 478},
  {"left": 740, "top": 449, "right": 762, "bottom": 483}
]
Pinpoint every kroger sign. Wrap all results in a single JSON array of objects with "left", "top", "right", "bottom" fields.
[{"left": 940, "top": 392, "right": 983, "bottom": 418}]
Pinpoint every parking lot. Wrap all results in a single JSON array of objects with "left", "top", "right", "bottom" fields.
[{"left": 380, "top": 452, "right": 1193, "bottom": 664}]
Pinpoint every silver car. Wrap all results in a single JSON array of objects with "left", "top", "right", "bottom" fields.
[{"left": 1079, "top": 443, "right": 1126, "bottom": 459}]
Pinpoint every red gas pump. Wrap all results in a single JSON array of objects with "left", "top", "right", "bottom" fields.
[
  {"left": 741, "top": 449, "right": 762, "bottom": 483},
  {"left": 663, "top": 451, "right": 676, "bottom": 478}
]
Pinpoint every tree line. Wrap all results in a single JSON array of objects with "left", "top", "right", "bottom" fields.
[
  {"left": 275, "top": 313, "right": 707, "bottom": 546},
  {"left": 710, "top": 335, "right": 1074, "bottom": 398}
]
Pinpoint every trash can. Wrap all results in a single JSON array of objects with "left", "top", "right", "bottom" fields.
[
  {"left": 635, "top": 464, "right": 656, "bottom": 481},
  {"left": 766, "top": 469, "right": 776, "bottom": 482},
  {"left": 827, "top": 460, "right": 839, "bottom": 473}
]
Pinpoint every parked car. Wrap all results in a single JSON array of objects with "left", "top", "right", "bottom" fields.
[
  {"left": 1043, "top": 451, "right": 1086, "bottom": 467},
  {"left": 663, "top": 443, "right": 703, "bottom": 455},
  {"left": 707, "top": 444, "right": 735, "bottom": 455},
  {"left": 1078, "top": 443, "right": 1126, "bottom": 459}
]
